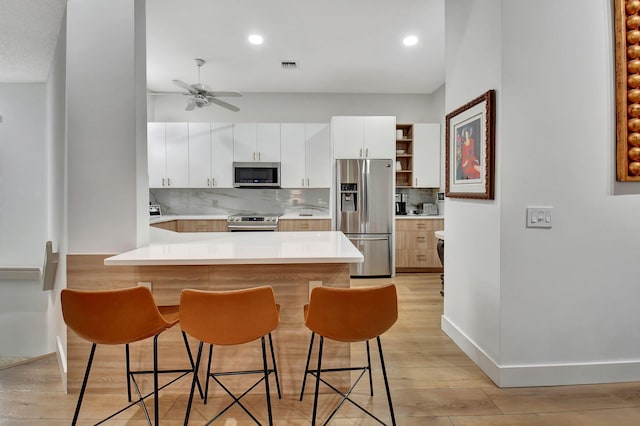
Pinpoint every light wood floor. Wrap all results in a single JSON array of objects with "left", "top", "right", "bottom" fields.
[{"left": 3, "top": 273, "right": 640, "bottom": 425}]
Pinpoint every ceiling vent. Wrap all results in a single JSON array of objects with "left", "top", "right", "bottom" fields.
[{"left": 281, "top": 60, "right": 299, "bottom": 70}]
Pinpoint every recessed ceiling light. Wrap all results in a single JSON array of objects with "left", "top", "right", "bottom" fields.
[
  {"left": 248, "top": 34, "right": 264, "bottom": 45},
  {"left": 403, "top": 35, "right": 418, "bottom": 46}
]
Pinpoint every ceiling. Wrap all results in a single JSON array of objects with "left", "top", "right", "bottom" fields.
[{"left": 1, "top": 0, "right": 445, "bottom": 95}]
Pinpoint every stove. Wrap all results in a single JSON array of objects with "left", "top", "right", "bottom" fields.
[{"left": 227, "top": 213, "right": 281, "bottom": 231}]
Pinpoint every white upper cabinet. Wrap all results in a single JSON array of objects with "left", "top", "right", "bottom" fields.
[
  {"left": 233, "top": 123, "right": 281, "bottom": 162},
  {"left": 210, "top": 123, "right": 234, "bottom": 188},
  {"left": 280, "top": 123, "right": 306, "bottom": 187},
  {"left": 331, "top": 116, "right": 396, "bottom": 159},
  {"left": 305, "top": 123, "right": 331, "bottom": 187},
  {"left": 188, "top": 123, "right": 212, "bottom": 188},
  {"left": 413, "top": 123, "right": 441, "bottom": 188},
  {"left": 148, "top": 122, "right": 189, "bottom": 188},
  {"left": 363, "top": 116, "right": 396, "bottom": 159},
  {"left": 187, "top": 123, "right": 234, "bottom": 188},
  {"left": 147, "top": 122, "right": 166, "bottom": 188},
  {"left": 280, "top": 123, "right": 331, "bottom": 188}
]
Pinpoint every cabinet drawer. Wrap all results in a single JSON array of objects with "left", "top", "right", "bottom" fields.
[
  {"left": 395, "top": 231, "right": 430, "bottom": 249},
  {"left": 396, "top": 249, "right": 440, "bottom": 268},
  {"left": 151, "top": 220, "right": 177, "bottom": 232},
  {"left": 278, "top": 219, "right": 331, "bottom": 231},
  {"left": 396, "top": 219, "right": 442, "bottom": 231},
  {"left": 176, "top": 220, "right": 227, "bottom": 232}
]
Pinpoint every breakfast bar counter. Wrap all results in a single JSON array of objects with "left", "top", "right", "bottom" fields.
[{"left": 66, "top": 229, "right": 362, "bottom": 396}]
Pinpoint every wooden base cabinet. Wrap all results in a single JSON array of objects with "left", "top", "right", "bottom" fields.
[
  {"left": 395, "top": 218, "right": 444, "bottom": 271},
  {"left": 151, "top": 220, "right": 227, "bottom": 232},
  {"left": 278, "top": 219, "right": 331, "bottom": 231}
]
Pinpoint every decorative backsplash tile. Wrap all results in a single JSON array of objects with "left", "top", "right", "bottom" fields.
[{"left": 150, "top": 188, "right": 330, "bottom": 216}]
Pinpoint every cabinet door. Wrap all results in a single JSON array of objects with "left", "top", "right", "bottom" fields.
[
  {"left": 165, "top": 123, "right": 189, "bottom": 187},
  {"left": 233, "top": 123, "right": 257, "bottom": 162},
  {"left": 305, "top": 123, "right": 331, "bottom": 187},
  {"left": 188, "top": 123, "right": 211, "bottom": 188},
  {"left": 211, "top": 123, "right": 234, "bottom": 187},
  {"left": 256, "top": 123, "right": 281, "bottom": 162},
  {"left": 332, "top": 116, "right": 364, "bottom": 159},
  {"left": 280, "top": 123, "right": 306, "bottom": 188},
  {"left": 413, "top": 123, "right": 441, "bottom": 187},
  {"left": 147, "top": 123, "right": 166, "bottom": 188},
  {"left": 364, "top": 116, "right": 396, "bottom": 159}
]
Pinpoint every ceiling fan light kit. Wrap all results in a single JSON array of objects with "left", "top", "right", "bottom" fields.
[{"left": 152, "top": 58, "right": 242, "bottom": 112}]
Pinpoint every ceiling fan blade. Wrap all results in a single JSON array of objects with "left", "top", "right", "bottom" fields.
[
  {"left": 148, "top": 90, "right": 190, "bottom": 96},
  {"left": 208, "top": 97, "right": 240, "bottom": 112},
  {"left": 204, "top": 91, "right": 242, "bottom": 98},
  {"left": 185, "top": 102, "right": 196, "bottom": 111},
  {"left": 173, "top": 79, "right": 198, "bottom": 94}
]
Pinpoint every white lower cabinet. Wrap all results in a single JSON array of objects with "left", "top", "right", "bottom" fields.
[{"left": 280, "top": 123, "right": 331, "bottom": 188}]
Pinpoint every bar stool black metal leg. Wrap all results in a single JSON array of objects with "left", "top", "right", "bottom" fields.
[
  {"left": 125, "top": 344, "right": 132, "bottom": 402},
  {"left": 377, "top": 336, "right": 396, "bottom": 426},
  {"left": 299, "top": 332, "right": 315, "bottom": 401},
  {"left": 153, "top": 334, "right": 160, "bottom": 425},
  {"left": 268, "top": 332, "right": 281, "bottom": 399},
  {"left": 71, "top": 343, "right": 96, "bottom": 426},
  {"left": 366, "top": 340, "right": 373, "bottom": 396},
  {"left": 181, "top": 331, "right": 204, "bottom": 400},
  {"left": 261, "top": 336, "right": 274, "bottom": 426},
  {"left": 311, "top": 335, "right": 324, "bottom": 426},
  {"left": 184, "top": 342, "right": 203, "bottom": 426},
  {"left": 204, "top": 343, "right": 213, "bottom": 404}
]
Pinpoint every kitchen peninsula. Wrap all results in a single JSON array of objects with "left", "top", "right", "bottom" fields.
[{"left": 66, "top": 228, "right": 362, "bottom": 396}]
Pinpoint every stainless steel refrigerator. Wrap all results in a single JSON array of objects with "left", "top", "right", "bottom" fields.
[{"left": 336, "top": 158, "right": 394, "bottom": 277}]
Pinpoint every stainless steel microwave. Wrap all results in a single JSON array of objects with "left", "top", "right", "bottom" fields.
[{"left": 233, "top": 162, "right": 281, "bottom": 188}]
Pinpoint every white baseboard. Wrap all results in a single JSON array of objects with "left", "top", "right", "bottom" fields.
[
  {"left": 441, "top": 315, "right": 640, "bottom": 388},
  {"left": 55, "top": 335, "right": 67, "bottom": 394}
]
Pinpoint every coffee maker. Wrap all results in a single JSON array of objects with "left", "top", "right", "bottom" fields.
[{"left": 395, "top": 193, "right": 407, "bottom": 215}]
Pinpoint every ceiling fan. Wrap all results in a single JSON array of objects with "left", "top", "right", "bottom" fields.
[{"left": 150, "top": 58, "right": 241, "bottom": 112}]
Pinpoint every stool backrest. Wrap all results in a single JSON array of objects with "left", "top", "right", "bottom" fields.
[
  {"left": 61, "top": 286, "right": 171, "bottom": 345},
  {"left": 180, "top": 286, "right": 279, "bottom": 345},
  {"left": 305, "top": 284, "right": 398, "bottom": 342}
]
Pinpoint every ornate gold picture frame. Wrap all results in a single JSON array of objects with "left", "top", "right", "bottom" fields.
[
  {"left": 615, "top": 0, "right": 640, "bottom": 181},
  {"left": 445, "top": 90, "right": 496, "bottom": 199}
]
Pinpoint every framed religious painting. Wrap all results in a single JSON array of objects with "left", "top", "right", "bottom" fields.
[{"left": 445, "top": 89, "right": 496, "bottom": 199}]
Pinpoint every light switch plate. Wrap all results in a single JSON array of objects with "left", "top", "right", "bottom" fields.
[{"left": 526, "top": 207, "right": 552, "bottom": 228}]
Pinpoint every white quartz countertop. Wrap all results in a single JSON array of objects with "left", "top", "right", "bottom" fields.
[
  {"left": 434, "top": 231, "right": 445, "bottom": 240},
  {"left": 104, "top": 229, "right": 362, "bottom": 266}
]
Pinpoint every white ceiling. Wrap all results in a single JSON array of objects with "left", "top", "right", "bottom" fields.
[
  {"left": 147, "top": 0, "right": 444, "bottom": 95},
  {"left": 1, "top": 0, "right": 445, "bottom": 95},
  {"left": 0, "top": 0, "right": 67, "bottom": 82}
]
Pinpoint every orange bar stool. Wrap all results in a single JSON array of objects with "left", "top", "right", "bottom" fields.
[
  {"left": 180, "top": 286, "right": 281, "bottom": 425},
  {"left": 61, "top": 286, "right": 201, "bottom": 425},
  {"left": 299, "top": 284, "right": 398, "bottom": 425}
]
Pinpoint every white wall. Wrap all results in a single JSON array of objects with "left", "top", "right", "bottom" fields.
[
  {"left": 443, "top": 0, "right": 640, "bottom": 387},
  {"left": 66, "top": 0, "right": 148, "bottom": 254},
  {"left": 441, "top": 0, "right": 503, "bottom": 374},
  {"left": 46, "top": 10, "right": 68, "bottom": 376},
  {"left": 150, "top": 91, "right": 442, "bottom": 124},
  {"left": 0, "top": 84, "right": 50, "bottom": 356}
]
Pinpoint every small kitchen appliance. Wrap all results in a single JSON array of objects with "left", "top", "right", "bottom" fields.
[{"left": 395, "top": 193, "right": 407, "bottom": 215}]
